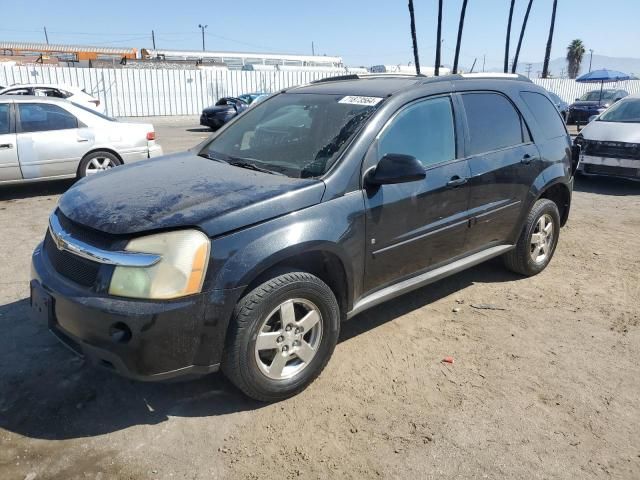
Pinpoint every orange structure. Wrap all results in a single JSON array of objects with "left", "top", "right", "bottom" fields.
[{"left": 0, "top": 41, "right": 137, "bottom": 61}]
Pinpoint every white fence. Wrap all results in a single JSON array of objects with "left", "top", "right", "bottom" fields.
[
  {"left": 2, "top": 65, "right": 640, "bottom": 117},
  {"left": 0, "top": 65, "right": 347, "bottom": 117}
]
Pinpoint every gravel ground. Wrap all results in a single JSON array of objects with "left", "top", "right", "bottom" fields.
[{"left": 0, "top": 117, "right": 638, "bottom": 480}]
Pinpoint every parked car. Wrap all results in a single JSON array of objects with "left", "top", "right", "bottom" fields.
[
  {"left": 547, "top": 91, "right": 568, "bottom": 120},
  {"left": 566, "top": 88, "right": 628, "bottom": 124},
  {"left": 31, "top": 74, "right": 574, "bottom": 401},
  {"left": 0, "top": 96, "right": 162, "bottom": 184},
  {"left": 574, "top": 94, "right": 640, "bottom": 179},
  {"left": 0, "top": 83, "right": 105, "bottom": 113},
  {"left": 200, "top": 92, "right": 269, "bottom": 130}
]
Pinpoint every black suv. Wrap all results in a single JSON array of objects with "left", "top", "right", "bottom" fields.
[{"left": 31, "top": 74, "right": 574, "bottom": 401}]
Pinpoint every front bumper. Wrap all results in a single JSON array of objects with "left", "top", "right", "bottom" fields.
[
  {"left": 578, "top": 154, "right": 640, "bottom": 179},
  {"left": 200, "top": 114, "right": 230, "bottom": 130},
  {"left": 31, "top": 242, "right": 243, "bottom": 381}
]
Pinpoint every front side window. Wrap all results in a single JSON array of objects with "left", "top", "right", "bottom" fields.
[
  {"left": 598, "top": 98, "right": 640, "bottom": 123},
  {"left": 200, "top": 93, "right": 380, "bottom": 178},
  {"left": 0, "top": 104, "right": 10, "bottom": 134},
  {"left": 462, "top": 92, "right": 527, "bottom": 155},
  {"left": 521, "top": 91, "right": 567, "bottom": 140},
  {"left": 4, "top": 88, "right": 31, "bottom": 96},
  {"left": 378, "top": 96, "right": 456, "bottom": 168},
  {"left": 18, "top": 103, "right": 78, "bottom": 133}
]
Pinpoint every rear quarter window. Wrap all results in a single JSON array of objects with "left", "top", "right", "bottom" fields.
[{"left": 520, "top": 91, "right": 567, "bottom": 141}]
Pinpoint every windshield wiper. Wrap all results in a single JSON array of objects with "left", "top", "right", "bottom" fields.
[
  {"left": 228, "top": 159, "right": 284, "bottom": 176},
  {"left": 198, "top": 152, "right": 228, "bottom": 163}
]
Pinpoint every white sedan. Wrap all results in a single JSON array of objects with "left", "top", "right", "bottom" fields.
[
  {"left": 0, "top": 96, "right": 163, "bottom": 184},
  {"left": 0, "top": 83, "right": 105, "bottom": 113},
  {"left": 575, "top": 94, "right": 640, "bottom": 180}
]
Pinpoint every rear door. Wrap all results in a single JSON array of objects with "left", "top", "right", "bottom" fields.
[
  {"left": 0, "top": 102, "right": 21, "bottom": 181},
  {"left": 363, "top": 95, "right": 471, "bottom": 292},
  {"left": 458, "top": 91, "right": 541, "bottom": 252},
  {"left": 16, "top": 102, "right": 90, "bottom": 179}
]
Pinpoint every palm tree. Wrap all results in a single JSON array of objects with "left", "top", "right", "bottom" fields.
[
  {"left": 408, "top": 0, "right": 421, "bottom": 75},
  {"left": 566, "top": 39, "right": 586, "bottom": 78},
  {"left": 452, "top": 0, "right": 469, "bottom": 74},
  {"left": 504, "top": 0, "right": 516, "bottom": 73},
  {"left": 435, "top": 0, "right": 443, "bottom": 76},
  {"left": 542, "top": 0, "right": 558, "bottom": 78},
  {"left": 511, "top": 0, "right": 534, "bottom": 74}
]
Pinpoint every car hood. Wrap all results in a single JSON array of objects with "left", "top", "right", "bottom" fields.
[
  {"left": 58, "top": 152, "right": 325, "bottom": 237},
  {"left": 571, "top": 100, "right": 610, "bottom": 108},
  {"left": 580, "top": 120, "right": 640, "bottom": 143},
  {"left": 202, "top": 105, "right": 236, "bottom": 115}
]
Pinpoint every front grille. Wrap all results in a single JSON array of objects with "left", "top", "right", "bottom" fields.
[
  {"left": 585, "top": 140, "right": 640, "bottom": 160},
  {"left": 44, "top": 231, "right": 101, "bottom": 287},
  {"left": 583, "top": 163, "right": 640, "bottom": 178}
]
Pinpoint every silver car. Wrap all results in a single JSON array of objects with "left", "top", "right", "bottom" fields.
[
  {"left": 0, "top": 96, "right": 163, "bottom": 184},
  {"left": 575, "top": 94, "right": 640, "bottom": 180}
]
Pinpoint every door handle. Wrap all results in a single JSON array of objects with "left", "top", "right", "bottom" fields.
[
  {"left": 521, "top": 154, "right": 538, "bottom": 164},
  {"left": 77, "top": 138, "right": 90, "bottom": 143},
  {"left": 446, "top": 176, "right": 468, "bottom": 187},
  {"left": 0, "top": 143, "right": 13, "bottom": 149}
]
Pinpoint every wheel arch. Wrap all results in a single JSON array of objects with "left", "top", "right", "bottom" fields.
[
  {"left": 76, "top": 148, "right": 124, "bottom": 176},
  {"left": 535, "top": 180, "right": 572, "bottom": 226}
]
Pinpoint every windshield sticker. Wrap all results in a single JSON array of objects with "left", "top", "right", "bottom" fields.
[{"left": 338, "top": 96, "right": 383, "bottom": 106}]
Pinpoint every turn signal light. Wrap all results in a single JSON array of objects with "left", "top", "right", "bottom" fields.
[{"left": 146, "top": 132, "right": 156, "bottom": 141}]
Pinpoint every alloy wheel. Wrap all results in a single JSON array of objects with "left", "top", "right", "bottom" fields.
[{"left": 530, "top": 213, "right": 554, "bottom": 264}]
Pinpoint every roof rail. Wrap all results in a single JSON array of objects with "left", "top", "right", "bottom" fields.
[
  {"left": 456, "top": 72, "right": 533, "bottom": 83},
  {"left": 310, "top": 73, "right": 425, "bottom": 84}
]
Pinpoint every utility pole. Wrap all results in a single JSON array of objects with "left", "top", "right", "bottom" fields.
[
  {"left": 408, "top": 0, "right": 421, "bottom": 75},
  {"left": 589, "top": 49, "right": 594, "bottom": 72},
  {"left": 434, "top": 0, "right": 443, "bottom": 76},
  {"left": 198, "top": 24, "right": 208, "bottom": 51},
  {"left": 151, "top": 30, "right": 156, "bottom": 49},
  {"left": 525, "top": 63, "right": 532, "bottom": 78},
  {"left": 311, "top": 41, "right": 315, "bottom": 56},
  {"left": 482, "top": 54, "right": 486, "bottom": 72},
  {"left": 43, "top": 26, "right": 49, "bottom": 44}
]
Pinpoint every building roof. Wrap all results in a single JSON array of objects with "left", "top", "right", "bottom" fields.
[{"left": 0, "top": 41, "right": 136, "bottom": 55}]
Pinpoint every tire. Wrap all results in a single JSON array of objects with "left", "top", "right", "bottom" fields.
[
  {"left": 78, "top": 151, "right": 122, "bottom": 178},
  {"left": 222, "top": 271, "right": 340, "bottom": 402},
  {"left": 503, "top": 199, "right": 561, "bottom": 276}
]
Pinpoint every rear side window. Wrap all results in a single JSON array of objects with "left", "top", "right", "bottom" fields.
[
  {"left": 520, "top": 91, "right": 566, "bottom": 140},
  {"left": 0, "top": 104, "right": 10, "bottom": 134},
  {"left": 461, "top": 92, "right": 528, "bottom": 155},
  {"left": 379, "top": 96, "right": 456, "bottom": 168},
  {"left": 18, "top": 103, "right": 78, "bottom": 133},
  {"left": 34, "top": 88, "right": 71, "bottom": 99},
  {"left": 3, "top": 88, "right": 31, "bottom": 96}
]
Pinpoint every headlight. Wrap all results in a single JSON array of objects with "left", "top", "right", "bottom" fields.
[{"left": 109, "top": 230, "right": 210, "bottom": 299}]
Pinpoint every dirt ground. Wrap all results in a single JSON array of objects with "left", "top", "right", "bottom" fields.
[{"left": 1, "top": 117, "right": 639, "bottom": 480}]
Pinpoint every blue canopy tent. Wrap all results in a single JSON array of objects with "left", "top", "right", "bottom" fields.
[{"left": 575, "top": 69, "right": 638, "bottom": 103}]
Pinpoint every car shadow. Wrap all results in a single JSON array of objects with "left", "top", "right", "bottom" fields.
[
  {"left": 0, "top": 260, "right": 519, "bottom": 441},
  {"left": 0, "top": 179, "right": 75, "bottom": 201},
  {"left": 186, "top": 127, "right": 213, "bottom": 133},
  {"left": 574, "top": 174, "right": 640, "bottom": 196}
]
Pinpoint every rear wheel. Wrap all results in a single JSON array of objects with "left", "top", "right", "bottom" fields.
[
  {"left": 78, "top": 151, "right": 121, "bottom": 178},
  {"left": 222, "top": 271, "right": 340, "bottom": 402},
  {"left": 503, "top": 199, "right": 560, "bottom": 276}
]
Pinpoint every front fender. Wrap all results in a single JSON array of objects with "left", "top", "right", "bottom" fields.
[{"left": 206, "top": 193, "right": 366, "bottom": 304}]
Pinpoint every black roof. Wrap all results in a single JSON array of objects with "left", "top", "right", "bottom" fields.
[{"left": 290, "top": 73, "right": 533, "bottom": 97}]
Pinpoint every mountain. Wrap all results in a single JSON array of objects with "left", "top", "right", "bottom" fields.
[{"left": 497, "top": 54, "right": 640, "bottom": 78}]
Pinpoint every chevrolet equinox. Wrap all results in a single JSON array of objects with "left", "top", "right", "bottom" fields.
[{"left": 31, "top": 73, "right": 576, "bottom": 401}]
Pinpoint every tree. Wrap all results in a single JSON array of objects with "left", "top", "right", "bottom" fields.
[
  {"left": 435, "top": 0, "right": 443, "bottom": 76},
  {"left": 542, "top": 0, "right": 558, "bottom": 78},
  {"left": 511, "top": 0, "right": 534, "bottom": 74},
  {"left": 453, "top": 0, "right": 469, "bottom": 74},
  {"left": 566, "top": 39, "right": 586, "bottom": 79},
  {"left": 504, "top": 0, "right": 516, "bottom": 73},
  {"left": 408, "top": 0, "right": 421, "bottom": 75}
]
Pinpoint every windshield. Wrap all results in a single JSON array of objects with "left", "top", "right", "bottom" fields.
[
  {"left": 598, "top": 98, "right": 640, "bottom": 123},
  {"left": 200, "top": 93, "right": 380, "bottom": 178},
  {"left": 579, "top": 90, "right": 618, "bottom": 101},
  {"left": 71, "top": 102, "right": 117, "bottom": 121}
]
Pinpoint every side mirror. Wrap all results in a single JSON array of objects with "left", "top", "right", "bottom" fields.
[
  {"left": 588, "top": 115, "right": 598, "bottom": 123},
  {"left": 366, "top": 153, "right": 426, "bottom": 186}
]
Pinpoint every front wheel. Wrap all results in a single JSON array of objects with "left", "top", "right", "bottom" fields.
[
  {"left": 222, "top": 271, "right": 340, "bottom": 402},
  {"left": 503, "top": 199, "right": 560, "bottom": 276}
]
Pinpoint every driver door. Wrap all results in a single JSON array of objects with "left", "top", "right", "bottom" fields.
[{"left": 363, "top": 95, "right": 472, "bottom": 292}]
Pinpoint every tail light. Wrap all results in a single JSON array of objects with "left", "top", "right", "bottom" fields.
[
  {"left": 90, "top": 99, "right": 100, "bottom": 107},
  {"left": 146, "top": 132, "right": 156, "bottom": 141}
]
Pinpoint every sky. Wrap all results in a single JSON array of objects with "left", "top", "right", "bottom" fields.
[{"left": 1, "top": 0, "right": 639, "bottom": 69}]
